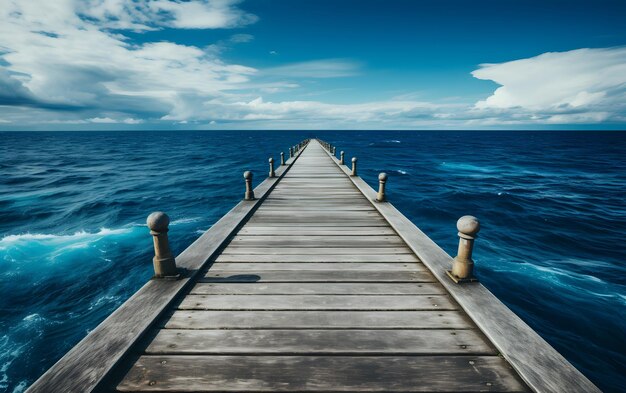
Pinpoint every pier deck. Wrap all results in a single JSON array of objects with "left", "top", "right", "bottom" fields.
[{"left": 27, "top": 139, "right": 599, "bottom": 393}]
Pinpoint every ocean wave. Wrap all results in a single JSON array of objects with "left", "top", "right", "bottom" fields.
[
  {"left": 439, "top": 161, "right": 497, "bottom": 173},
  {"left": 0, "top": 228, "right": 132, "bottom": 248},
  {"left": 170, "top": 217, "right": 201, "bottom": 225}
]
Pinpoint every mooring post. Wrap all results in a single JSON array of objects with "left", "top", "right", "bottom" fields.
[
  {"left": 280, "top": 152, "right": 285, "bottom": 166},
  {"left": 332, "top": 146, "right": 336, "bottom": 155},
  {"left": 447, "top": 215, "right": 480, "bottom": 283},
  {"left": 269, "top": 157, "right": 275, "bottom": 178},
  {"left": 351, "top": 157, "right": 358, "bottom": 176},
  {"left": 147, "top": 212, "right": 178, "bottom": 278},
  {"left": 376, "top": 172, "right": 387, "bottom": 202},
  {"left": 289, "top": 147, "right": 293, "bottom": 158},
  {"left": 340, "top": 151, "right": 345, "bottom": 165},
  {"left": 244, "top": 171, "right": 255, "bottom": 200}
]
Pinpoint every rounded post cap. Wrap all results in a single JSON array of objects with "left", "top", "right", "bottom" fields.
[
  {"left": 243, "top": 170, "right": 252, "bottom": 179},
  {"left": 147, "top": 211, "right": 170, "bottom": 232},
  {"left": 352, "top": 157, "right": 358, "bottom": 163},
  {"left": 340, "top": 151, "right": 344, "bottom": 155},
  {"left": 269, "top": 157, "right": 274, "bottom": 163},
  {"left": 378, "top": 172, "right": 388, "bottom": 181},
  {"left": 457, "top": 215, "right": 480, "bottom": 239}
]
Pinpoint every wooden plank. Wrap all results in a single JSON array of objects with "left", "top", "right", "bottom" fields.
[
  {"left": 164, "top": 310, "right": 473, "bottom": 329},
  {"left": 210, "top": 262, "right": 423, "bottom": 271},
  {"left": 257, "top": 206, "right": 376, "bottom": 211},
  {"left": 201, "top": 270, "right": 434, "bottom": 282},
  {"left": 237, "top": 227, "right": 394, "bottom": 235},
  {"left": 190, "top": 282, "right": 447, "bottom": 295},
  {"left": 220, "top": 247, "right": 413, "bottom": 255},
  {"left": 243, "top": 221, "right": 390, "bottom": 227},
  {"left": 145, "top": 329, "right": 496, "bottom": 355},
  {"left": 228, "top": 236, "right": 405, "bottom": 247},
  {"left": 178, "top": 294, "right": 457, "bottom": 311},
  {"left": 117, "top": 355, "right": 527, "bottom": 392},
  {"left": 214, "top": 254, "right": 418, "bottom": 262}
]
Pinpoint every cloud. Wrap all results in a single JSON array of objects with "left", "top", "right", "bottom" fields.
[
  {"left": 171, "top": 96, "right": 457, "bottom": 128},
  {"left": 0, "top": 0, "right": 624, "bottom": 130},
  {"left": 0, "top": 0, "right": 258, "bottom": 124},
  {"left": 472, "top": 47, "right": 626, "bottom": 123},
  {"left": 229, "top": 33, "right": 254, "bottom": 43},
  {"left": 78, "top": 0, "right": 257, "bottom": 30},
  {"left": 264, "top": 59, "right": 361, "bottom": 78},
  {"left": 87, "top": 117, "right": 143, "bottom": 124}
]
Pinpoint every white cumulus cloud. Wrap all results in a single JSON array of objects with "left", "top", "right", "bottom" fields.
[
  {"left": 472, "top": 47, "right": 626, "bottom": 123},
  {"left": 0, "top": 0, "right": 258, "bottom": 124}
]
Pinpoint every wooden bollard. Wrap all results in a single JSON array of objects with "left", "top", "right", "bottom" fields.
[
  {"left": 244, "top": 171, "right": 255, "bottom": 200},
  {"left": 147, "top": 212, "right": 178, "bottom": 278},
  {"left": 351, "top": 157, "right": 358, "bottom": 176},
  {"left": 269, "top": 157, "right": 275, "bottom": 178},
  {"left": 280, "top": 152, "right": 285, "bottom": 166},
  {"left": 447, "top": 216, "right": 480, "bottom": 283},
  {"left": 376, "top": 172, "right": 387, "bottom": 202},
  {"left": 340, "top": 151, "right": 345, "bottom": 164}
]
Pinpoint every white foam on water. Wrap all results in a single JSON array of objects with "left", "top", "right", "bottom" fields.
[
  {"left": 170, "top": 217, "right": 201, "bottom": 225},
  {"left": 0, "top": 228, "right": 132, "bottom": 247}
]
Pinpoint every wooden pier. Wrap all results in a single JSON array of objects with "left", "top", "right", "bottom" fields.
[{"left": 27, "top": 139, "right": 599, "bottom": 393}]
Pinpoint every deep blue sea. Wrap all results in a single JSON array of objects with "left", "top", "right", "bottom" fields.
[{"left": 0, "top": 131, "right": 624, "bottom": 392}]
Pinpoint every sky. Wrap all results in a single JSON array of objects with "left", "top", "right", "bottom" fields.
[{"left": 1, "top": 0, "right": 625, "bottom": 130}]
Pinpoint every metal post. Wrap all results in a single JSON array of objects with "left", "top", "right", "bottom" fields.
[
  {"left": 280, "top": 152, "right": 285, "bottom": 166},
  {"left": 447, "top": 216, "right": 480, "bottom": 283},
  {"left": 289, "top": 147, "right": 293, "bottom": 158},
  {"left": 351, "top": 157, "right": 358, "bottom": 176},
  {"left": 269, "top": 157, "right": 275, "bottom": 178},
  {"left": 147, "top": 212, "right": 178, "bottom": 278},
  {"left": 244, "top": 171, "right": 255, "bottom": 200},
  {"left": 340, "top": 151, "right": 345, "bottom": 165},
  {"left": 376, "top": 172, "right": 387, "bottom": 202}
]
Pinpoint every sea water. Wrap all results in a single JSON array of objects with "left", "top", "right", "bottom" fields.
[{"left": 0, "top": 131, "right": 624, "bottom": 392}]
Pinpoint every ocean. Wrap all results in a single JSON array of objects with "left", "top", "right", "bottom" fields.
[{"left": 0, "top": 131, "right": 624, "bottom": 392}]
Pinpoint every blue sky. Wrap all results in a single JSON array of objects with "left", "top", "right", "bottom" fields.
[{"left": 1, "top": 0, "right": 625, "bottom": 130}]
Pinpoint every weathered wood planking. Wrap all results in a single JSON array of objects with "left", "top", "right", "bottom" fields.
[
  {"left": 219, "top": 246, "right": 413, "bottom": 254},
  {"left": 110, "top": 139, "right": 534, "bottom": 393},
  {"left": 214, "top": 254, "right": 419, "bottom": 262},
  {"left": 201, "top": 270, "right": 435, "bottom": 282},
  {"left": 117, "top": 355, "right": 528, "bottom": 392},
  {"left": 163, "top": 310, "right": 474, "bottom": 329},
  {"left": 210, "top": 262, "right": 425, "bottom": 270},
  {"left": 178, "top": 294, "right": 457, "bottom": 310},
  {"left": 190, "top": 282, "right": 447, "bottom": 295},
  {"left": 144, "top": 329, "right": 496, "bottom": 355}
]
